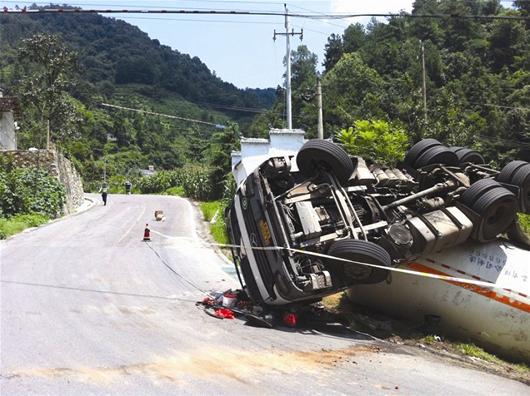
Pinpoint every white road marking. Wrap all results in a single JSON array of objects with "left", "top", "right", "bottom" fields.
[{"left": 117, "top": 205, "right": 146, "bottom": 244}]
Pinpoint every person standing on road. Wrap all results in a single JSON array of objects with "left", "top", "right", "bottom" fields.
[
  {"left": 99, "top": 182, "right": 109, "bottom": 206},
  {"left": 125, "top": 180, "right": 132, "bottom": 195}
]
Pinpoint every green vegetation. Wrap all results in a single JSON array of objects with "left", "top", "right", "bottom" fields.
[
  {"left": 455, "top": 343, "right": 502, "bottom": 363},
  {"left": 1, "top": 1, "right": 528, "bottom": 242},
  {"left": 251, "top": 1, "right": 529, "bottom": 165},
  {"left": 337, "top": 120, "right": 408, "bottom": 166},
  {"left": 518, "top": 213, "right": 530, "bottom": 235},
  {"left": 0, "top": 8, "right": 271, "bottom": 193},
  {"left": 164, "top": 186, "right": 185, "bottom": 197},
  {"left": 0, "top": 163, "right": 64, "bottom": 238},
  {"left": 0, "top": 213, "right": 49, "bottom": 239},
  {"left": 0, "top": 166, "right": 65, "bottom": 218},
  {"left": 200, "top": 201, "right": 229, "bottom": 245}
]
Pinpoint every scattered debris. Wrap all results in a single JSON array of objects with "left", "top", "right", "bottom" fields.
[
  {"left": 154, "top": 210, "right": 166, "bottom": 221},
  {"left": 197, "top": 289, "right": 350, "bottom": 331}
]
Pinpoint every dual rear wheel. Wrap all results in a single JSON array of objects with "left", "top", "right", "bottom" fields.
[
  {"left": 404, "top": 139, "right": 484, "bottom": 168},
  {"left": 460, "top": 179, "right": 517, "bottom": 242}
]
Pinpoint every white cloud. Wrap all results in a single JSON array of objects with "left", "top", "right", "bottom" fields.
[{"left": 329, "top": 0, "right": 414, "bottom": 24}]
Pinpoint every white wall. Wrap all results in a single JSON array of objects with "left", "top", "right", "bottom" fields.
[
  {"left": 232, "top": 129, "right": 306, "bottom": 185},
  {"left": 0, "top": 111, "right": 17, "bottom": 150}
]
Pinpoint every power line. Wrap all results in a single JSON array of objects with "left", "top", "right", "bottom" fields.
[
  {"left": 2, "top": 7, "right": 529, "bottom": 21},
  {"left": 197, "top": 102, "right": 268, "bottom": 113},
  {"left": 289, "top": 3, "right": 348, "bottom": 30},
  {"left": 111, "top": 15, "right": 282, "bottom": 25},
  {"left": 469, "top": 102, "right": 530, "bottom": 111},
  {"left": 100, "top": 102, "right": 226, "bottom": 128}
]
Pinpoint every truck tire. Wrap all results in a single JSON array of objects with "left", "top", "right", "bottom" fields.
[
  {"left": 448, "top": 146, "right": 465, "bottom": 154},
  {"left": 454, "top": 148, "right": 485, "bottom": 164},
  {"left": 326, "top": 239, "right": 391, "bottom": 285},
  {"left": 511, "top": 164, "right": 530, "bottom": 213},
  {"left": 460, "top": 178, "right": 501, "bottom": 207},
  {"left": 471, "top": 187, "right": 517, "bottom": 241},
  {"left": 497, "top": 160, "right": 528, "bottom": 183},
  {"left": 414, "top": 145, "right": 459, "bottom": 168},
  {"left": 506, "top": 219, "right": 530, "bottom": 250},
  {"left": 296, "top": 139, "right": 354, "bottom": 185},
  {"left": 404, "top": 139, "right": 442, "bottom": 166}
]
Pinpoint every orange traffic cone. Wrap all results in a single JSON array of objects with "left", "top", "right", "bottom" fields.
[{"left": 143, "top": 224, "right": 151, "bottom": 241}]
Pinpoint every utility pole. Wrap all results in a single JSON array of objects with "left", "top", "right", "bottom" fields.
[
  {"left": 103, "top": 158, "right": 107, "bottom": 184},
  {"left": 420, "top": 40, "right": 428, "bottom": 124},
  {"left": 273, "top": 4, "right": 302, "bottom": 130},
  {"left": 46, "top": 119, "right": 50, "bottom": 150},
  {"left": 316, "top": 77, "right": 324, "bottom": 139}
]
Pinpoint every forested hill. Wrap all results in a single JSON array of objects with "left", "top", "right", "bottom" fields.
[
  {"left": 0, "top": 10, "right": 275, "bottom": 110},
  {"left": 250, "top": 0, "right": 529, "bottom": 164},
  {"left": 0, "top": 8, "right": 276, "bottom": 189}
]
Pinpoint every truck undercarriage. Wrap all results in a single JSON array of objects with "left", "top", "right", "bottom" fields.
[{"left": 227, "top": 139, "right": 530, "bottom": 307}]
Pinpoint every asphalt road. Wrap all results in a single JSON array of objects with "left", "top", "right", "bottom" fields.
[{"left": 1, "top": 194, "right": 527, "bottom": 395}]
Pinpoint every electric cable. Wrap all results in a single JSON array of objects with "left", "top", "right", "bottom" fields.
[
  {"left": 145, "top": 240, "right": 207, "bottom": 294},
  {"left": 2, "top": 7, "right": 529, "bottom": 21}
]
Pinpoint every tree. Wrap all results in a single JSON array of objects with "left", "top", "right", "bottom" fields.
[
  {"left": 207, "top": 121, "right": 240, "bottom": 198},
  {"left": 323, "top": 33, "right": 343, "bottom": 72},
  {"left": 322, "top": 53, "right": 385, "bottom": 132},
  {"left": 288, "top": 45, "right": 319, "bottom": 136},
  {"left": 17, "top": 33, "right": 79, "bottom": 147},
  {"left": 343, "top": 23, "right": 365, "bottom": 53}
]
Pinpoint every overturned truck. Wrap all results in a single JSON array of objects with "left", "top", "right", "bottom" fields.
[{"left": 226, "top": 139, "right": 530, "bottom": 307}]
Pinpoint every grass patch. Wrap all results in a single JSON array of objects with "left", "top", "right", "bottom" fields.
[
  {"left": 165, "top": 186, "right": 185, "bottom": 197},
  {"left": 454, "top": 343, "right": 504, "bottom": 364},
  {"left": 0, "top": 213, "right": 49, "bottom": 239},
  {"left": 200, "top": 201, "right": 222, "bottom": 222},
  {"left": 422, "top": 335, "right": 438, "bottom": 345},
  {"left": 200, "top": 200, "right": 229, "bottom": 245}
]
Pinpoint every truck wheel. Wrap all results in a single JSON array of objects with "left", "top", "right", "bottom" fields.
[
  {"left": 511, "top": 164, "right": 530, "bottom": 213},
  {"left": 414, "top": 145, "right": 458, "bottom": 168},
  {"left": 506, "top": 218, "right": 530, "bottom": 249},
  {"left": 452, "top": 147, "right": 485, "bottom": 164},
  {"left": 404, "top": 138, "right": 441, "bottom": 166},
  {"left": 471, "top": 187, "right": 517, "bottom": 241},
  {"left": 497, "top": 160, "right": 528, "bottom": 183},
  {"left": 460, "top": 178, "right": 500, "bottom": 207},
  {"left": 296, "top": 139, "right": 354, "bottom": 185},
  {"left": 326, "top": 239, "right": 391, "bottom": 285}
]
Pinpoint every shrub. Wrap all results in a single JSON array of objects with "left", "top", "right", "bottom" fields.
[
  {"left": 0, "top": 167, "right": 65, "bottom": 218},
  {"left": 136, "top": 170, "right": 182, "bottom": 194},
  {"left": 180, "top": 165, "right": 215, "bottom": 201},
  {"left": 336, "top": 119, "right": 408, "bottom": 166},
  {"left": 135, "top": 165, "right": 215, "bottom": 200},
  {"left": 165, "top": 186, "right": 185, "bottom": 196}
]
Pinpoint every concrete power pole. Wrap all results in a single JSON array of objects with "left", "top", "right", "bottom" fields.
[
  {"left": 420, "top": 40, "right": 428, "bottom": 124},
  {"left": 46, "top": 119, "right": 50, "bottom": 150},
  {"left": 273, "top": 4, "right": 302, "bottom": 130},
  {"left": 316, "top": 77, "right": 324, "bottom": 139}
]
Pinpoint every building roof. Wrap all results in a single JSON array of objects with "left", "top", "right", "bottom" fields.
[
  {"left": 0, "top": 97, "right": 22, "bottom": 118},
  {"left": 269, "top": 128, "right": 305, "bottom": 135},
  {"left": 240, "top": 137, "right": 270, "bottom": 144}
]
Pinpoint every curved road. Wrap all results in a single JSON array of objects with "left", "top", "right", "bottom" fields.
[{"left": 1, "top": 194, "right": 527, "bottom": 395}]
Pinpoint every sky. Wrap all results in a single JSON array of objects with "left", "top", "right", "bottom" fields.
[{"left": 2, "top": 1, "right": 417, "bottom": 88}]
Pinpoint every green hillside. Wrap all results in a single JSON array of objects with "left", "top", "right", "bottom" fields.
[
  {"left": 0, "top": 7, "right": 275, "bottom": 189},
  {"left": 251, "top": 0, "right": 529, "bottom": 164}
]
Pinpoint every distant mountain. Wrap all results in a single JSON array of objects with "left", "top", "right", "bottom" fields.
[{"left": 0, "top": 8, "right": 275, "bottom": 117}]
